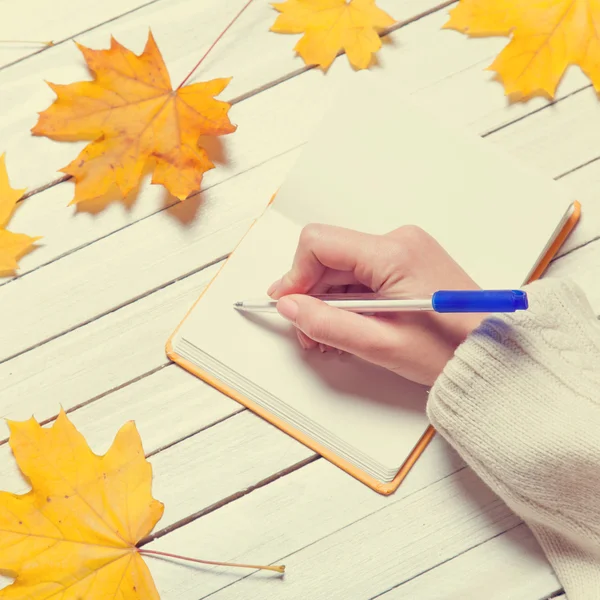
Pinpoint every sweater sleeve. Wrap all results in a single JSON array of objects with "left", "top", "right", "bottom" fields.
[{"left": 427, "top": 277, "right": 600, "bottom": 599}]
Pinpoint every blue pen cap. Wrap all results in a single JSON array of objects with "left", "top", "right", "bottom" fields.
[{"left": 432, "top": 290, "right": 528, "bottom": 313}]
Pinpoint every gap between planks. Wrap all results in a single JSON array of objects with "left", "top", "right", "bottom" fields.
[
  {"left": 1, "top": 143, "right": 305, "bottom": 292},
  {"left": 11, "top": 0, "right": 600, "bottom": 210},
  {"left": 0, "top": 232, "right": 598, "bottom": 461},
  {"left": 0, "top": 246, "right": 593, "bottom": 594},
  {"left": 1, "top": 239, "right": 594, "bottom": 583},
  {"left": 367, "top": 521, "right": 523, "bottom": 599},
  {"left": 5, "top": 47, "right": 599, "bottom": 293},
  {"left": 0, "top": 249, "right": 229, "bottom": 364},
  {"left": 0, "top": 0, "right": 166, "bottom": 73},
  {"left": 11, "top": 0, "right": 458, "bottom": 206},
  {"left": 1, "top": 0, "right": 597, "bottom": 310},
  {"left": 142, "top": 460, "right": 475, "bottom": 595},
  {"left": 192, "top": 464, "right": 500, "bottom": 600},
  {"left": 138, "top": 454, "right": 321, "bottom": 546},
  {"left": 0, "top": 3, "right": 592, "bottom": 591},
  {"left": 541, "top": 591, "right": 566, "bottom": 600}
]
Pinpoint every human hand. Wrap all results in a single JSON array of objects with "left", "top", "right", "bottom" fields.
[{"left": 267, "top": 224, "right": 485, "bottom": 387}]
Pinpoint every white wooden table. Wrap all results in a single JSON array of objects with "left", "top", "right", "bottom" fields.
[{"left": 1, "top": 1, "right": 598, "bottom": 598}]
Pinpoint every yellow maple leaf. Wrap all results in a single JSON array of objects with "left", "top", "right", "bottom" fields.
[
  {"left": 0, "top": 154, "right": 40, "bottom": 274},
  {"left": 0, "top": 410, "right": 164, "bottom": 599},
  {"left": 444, "top": 0, "right": 600, "bottom": 100},
  {"left": 270, "top": 0, "right": 395, "bottom": 70},
  {"left": 32, "top": 32, "right": 236, "bottom": 207}
]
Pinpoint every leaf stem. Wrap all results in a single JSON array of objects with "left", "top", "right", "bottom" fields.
[
  {"left": 176, "top": 0, "right": 256, "bottom": 90},
  {"left": 139, "top": 549, "right": 285, "bottom": 573},
  {"left": 0, "top": 40, "right": 53, "bottom": 46}
]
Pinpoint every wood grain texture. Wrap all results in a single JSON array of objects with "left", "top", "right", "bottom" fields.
[
  {"left": 0, "top": 149, "right": 299, "bottom": 362},
  {"left": 0, "top": 0, "right": 424, "bottom": 192},
  {"left": 146, "top": 465, "right": 517, "bottom": 600},
  {"left": 0, "top": 242, "right": 594, "bottom": 600},
  {"left": 0, "top": 406, "right": 311, "bottom": 531},
  {"left": 1, "top": 0, "right": 600, "bottom": 596},
  {"left": 0, "top": 6, "right": 592, "bottom": 252},
  {"left": 0, "top": 6, "right": 597, "bottom": 298},
  {"left": 0, "top": 262, "right": 221, "bottom": 442},
  {"left": 545, "top": 241, "right": 600, "bottom": 314},
  {"left": 376, "top": 524, "right": 559, "bottom": 599},
  {"left": 0, "top": 0, "right": 157, "bottom": 68},
  {"left": 0, "top": 0, "right": 449, "bottom": 290},
  {"left": 3, "top": 39, "right": 600, "bottom": 363}
]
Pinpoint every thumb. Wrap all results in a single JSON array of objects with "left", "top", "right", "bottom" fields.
[{"left": 277, "top": 295, "right": 397, "bottom": 364}]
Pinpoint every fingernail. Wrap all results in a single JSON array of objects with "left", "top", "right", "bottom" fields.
[
  {"left": 267, "top": 278, "right": 282, "bottom": 297},
  {"left": 297, "top": 330, "right": 317, "bottom": 350},
  {"left": 297, "top": 330, "right": 312, "bottom": 350},
  {"left": 298, "top": 335, "right": 308, "bottom": 350},
  {"left": 277, "top": 297, "right": 298, "bottom": 321}
]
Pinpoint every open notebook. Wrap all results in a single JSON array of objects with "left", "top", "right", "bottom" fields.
[{"left": 167, "top": 74, "right": 580, "bottom": 495}]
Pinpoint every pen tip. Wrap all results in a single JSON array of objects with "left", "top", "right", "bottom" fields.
[{"left": 233, "top": 301, "right": 243, "bottom": 310}]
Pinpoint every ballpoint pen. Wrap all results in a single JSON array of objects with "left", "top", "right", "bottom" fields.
[{"left": 233, "top": 289, "right": 528, "bottom": 314}]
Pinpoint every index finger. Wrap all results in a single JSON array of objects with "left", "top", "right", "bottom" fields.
[{"left": 267, "top": 223, "right": 383, "bottom": 299}]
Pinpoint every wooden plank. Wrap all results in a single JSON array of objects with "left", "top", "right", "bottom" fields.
[
  {"left": 0, "top": 411, "right": 466, "bottom": 595},
  {"left": 0, "top": 3, "right": 590, "bottom": 199},
  {"left": 376, "top": 524, "right": 559, "bottom": 600},
  {"left": 0, "top": 0, "right": 434, "bottom": 192},
  {"left": 2, "top": 211, "right": 600, "bottom": 597},
  {"left": 143, "top": 464, "right": 516, "bottom": 600},
  {"left": 0, "top": 0, "right": 436, "bottom": 71},
  {"left": 0, "top": 0, "right": 156, "bottom": 68},
  {"left": 0, "top": 148, "right": 299, "bottom": 362},
  {"left": 4, "top": 43, "right": 600, "bottom": 362},
  {"left": 480, "top": 85, "right": 600, "bottom": 256},
  {"left": 545, "top": 239, "right": 600, "bottom": 314},
  {"left": 0, "top": 238, "right": 593, "bottom": 578},
  {"left": 1, "top": 9, "right": 597, "bottom": 276},
  {"left": 1, "top": 7, "right": 597, "bottom": 289},
  {"left": 0, "top": 2, "right": 453, "bottom": 290},
  {"left": 0, "top": 409, "right": 312, "bottom": 530},
  {"left": 0, "top": 4, "right": 585, "bottom": 208},
  {"left": 132, "top": 240, "right": 598, "bottom": 598},
  {"left": 0, "top": 262, "right": 221, "bottom": 442},
  {"left": 0, "top": 111, "right": 306, "bottom": 282}
]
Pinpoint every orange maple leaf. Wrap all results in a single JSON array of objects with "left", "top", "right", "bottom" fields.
[
  {"left": 270, "top": 0, "right": 395, "bottom": 70},
  {"left": 444, "top": 0, "right": 600, "bottom": 100},
  {"left": 0, "top": 411, "right": 285, "bottom": 598},
  {"left": 0, "top": 410, "right": 164, "bottom": 599},
  {"left": 0, "top": 154, "right": 40, "bottom": 274},
  {"left": 32, "top": 32, "right": 236, "bottom": 206}
]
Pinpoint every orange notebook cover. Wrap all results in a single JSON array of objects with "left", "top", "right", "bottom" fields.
[{"left": 166, "top": 75, "right": 581, "bottom": 495}]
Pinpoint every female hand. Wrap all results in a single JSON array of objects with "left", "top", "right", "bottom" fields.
[{"left": 267, "top": 224, "right": 485, "bottom": 387}]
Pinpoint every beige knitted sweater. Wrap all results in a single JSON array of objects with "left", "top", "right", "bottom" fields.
[{"left": 428, "top": 278, "right": 600, "bottom": 599}]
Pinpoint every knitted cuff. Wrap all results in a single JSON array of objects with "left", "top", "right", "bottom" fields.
[{"left": 427, "top": 277, "right": 600, "bottom": 501}]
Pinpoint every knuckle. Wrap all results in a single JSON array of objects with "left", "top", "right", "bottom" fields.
[
  {"left": 390, "top": 224, "right": 429, "bottom": 246},
  {"left": 381, "top": 225, "right": 431, "bottom": 266},
  {"left": 299, "top": 223, "right": 326, "bottom": 247}
]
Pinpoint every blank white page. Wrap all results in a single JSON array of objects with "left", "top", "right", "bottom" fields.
[
  {"left": 178, "top": 210, "right": 430, "bottom": 472},
  {"left": 272, "top": 70, "right": 574, "bottom": 288},
  {"left": 176, "top": 72, "right": 576, "bottom": 474}
]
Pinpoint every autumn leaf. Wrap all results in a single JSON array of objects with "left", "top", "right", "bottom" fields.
[
  {"left": 444, "top": 0, "right": 600, "bottom": 100},
  {"left": 0, "top": 410, "right": 164, "bottom": 599},
  {"left": 270, "top": 0, "right": 395, "bottom": 70},
  {"left": 0, "top": 411, "right": 285, "bottom": 598},
  {"left": 32, "top": 32, "right": 236, "bottom": 207},
  {"left": 0, "top": 154, "right": 40, "bottom": 273}
]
